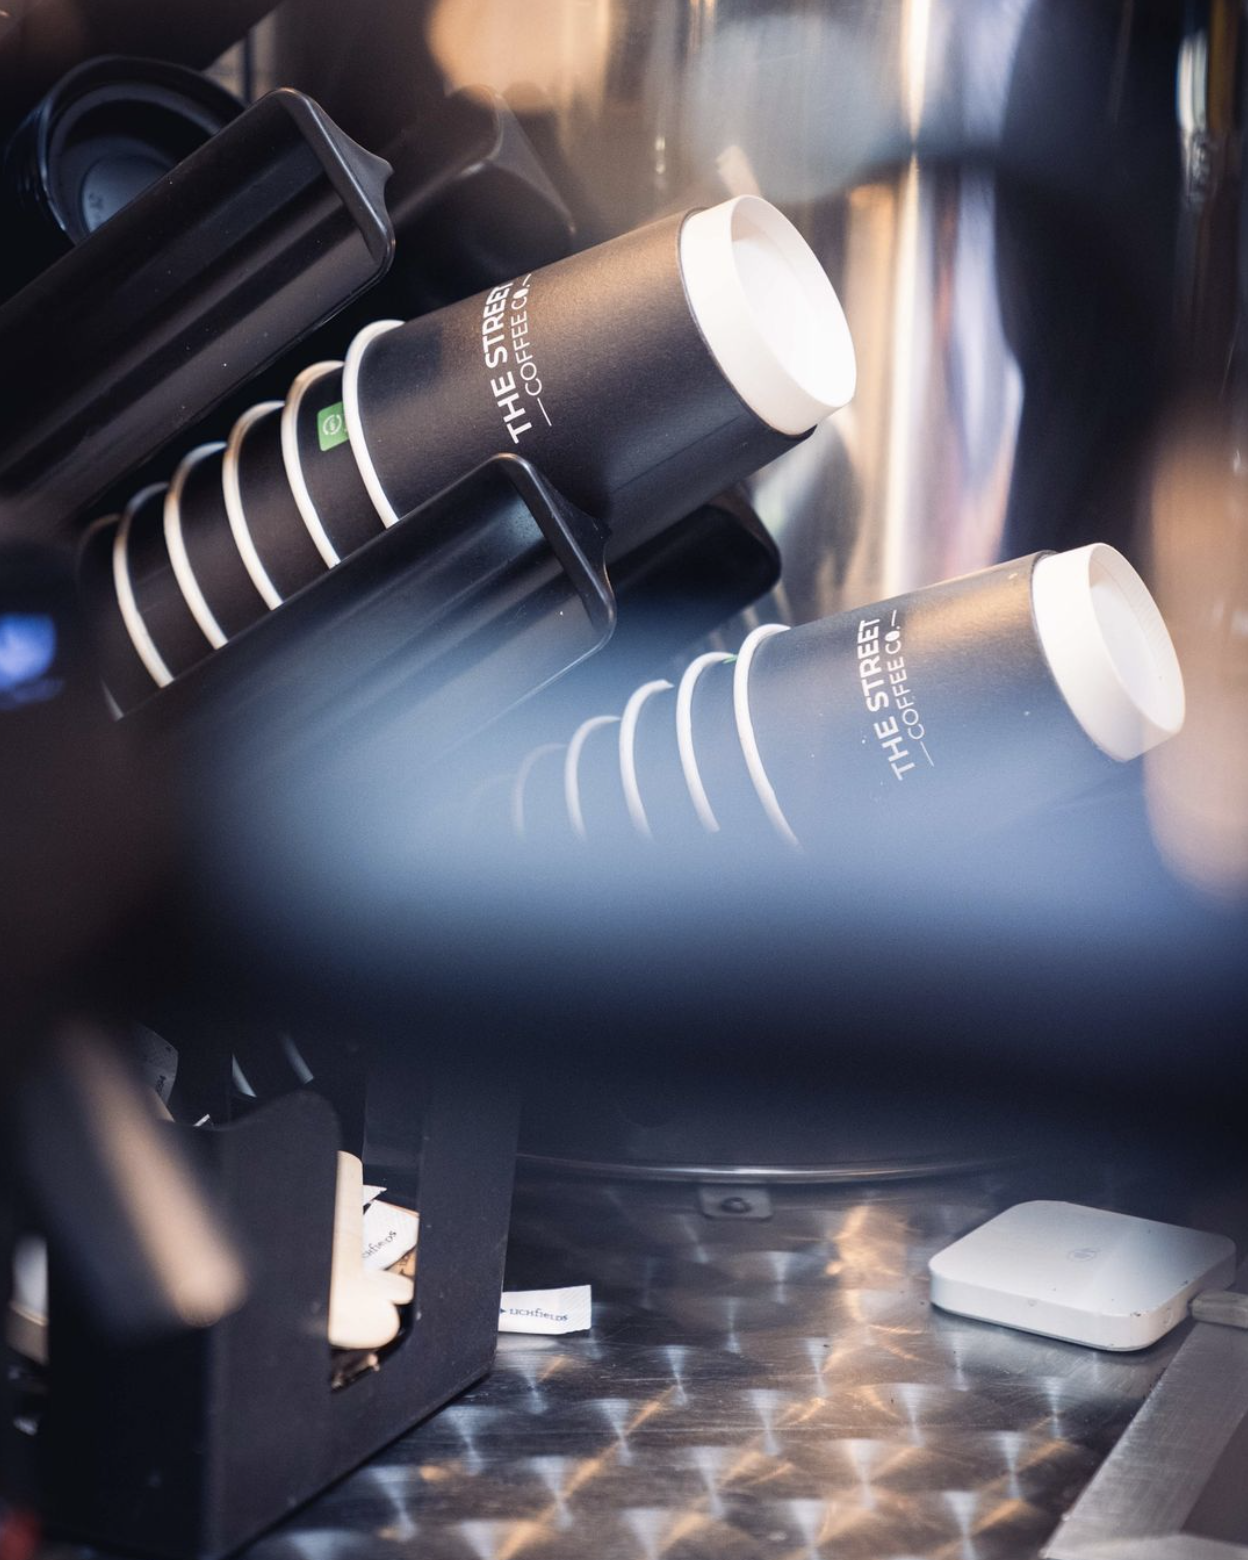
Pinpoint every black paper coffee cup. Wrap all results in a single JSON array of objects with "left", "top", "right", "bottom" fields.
[
  {"left": 345, "top": 196, "right": 855, "bottom": 548},
  {"left": 78, "top": 512, "right": 156, "bottom": 714},
  {"left": 116, "top": 483, "right": 214, "bottom": 681},
  {"left": 511, "top": 742, "right": 574, "bottom": 843},
  {"left": 167, "top": 441, "right": 267, "bottom": 642},
  {"left": 227, "top": 401, "right": 330, "bottom": 603},
  {"left": 286, "top": 361, "right": 388, "bottom": 560},
  {"left": 739, "top": 551, "right": 1184, "bottom": 851},
  {"left": 563, "top": 714, "right": 624, "bottom": 843}
]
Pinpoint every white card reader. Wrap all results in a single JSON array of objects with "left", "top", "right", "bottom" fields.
[{"left": 929, "top": 1200, "right": 1236, "bottom": 1351}]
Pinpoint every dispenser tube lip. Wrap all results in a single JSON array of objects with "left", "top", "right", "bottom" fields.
[
  {"left": 678, "top": 195, "right": 857, "bottom": 436},
  {"left": 1030, "top": 544, "right": 1185, "bottom": 762}
]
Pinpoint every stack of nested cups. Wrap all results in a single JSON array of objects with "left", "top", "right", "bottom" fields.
[
  {"left": 505, "top": 547, "right": 1187, "bottom": 861},
  {"left": 78, "top": 195, "right": 857, "bottom": 713},
  {"left": 78, "top": 362, "right": 384, "bottom": 711}
]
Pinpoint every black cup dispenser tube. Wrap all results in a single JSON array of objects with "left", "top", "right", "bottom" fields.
[
  {"left": 0, "top": 88, "right": 394, "bottom": 537},
  {"left": 0, "top": 54, "right": 245, "bottom": 296}
]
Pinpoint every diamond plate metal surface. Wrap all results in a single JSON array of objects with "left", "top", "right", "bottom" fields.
[{"left": 219, "top": 1163, "right": 1211, "bottom": 1560}]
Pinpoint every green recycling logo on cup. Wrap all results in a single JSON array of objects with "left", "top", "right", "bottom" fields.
[{"left": 317, "top": 402, "right": 349, "bottom": 452}]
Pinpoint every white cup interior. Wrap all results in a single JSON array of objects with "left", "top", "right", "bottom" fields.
[{"left": 679, "top": 195, "right": 857, "bottom": 436}]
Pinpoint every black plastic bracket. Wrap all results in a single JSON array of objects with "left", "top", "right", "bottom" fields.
[
  {"left": 41, "top": 1058, "right": 520, "bottom": 1559},
  {"left": 126, "top": 453, "right": 615, "bottom": 778}
]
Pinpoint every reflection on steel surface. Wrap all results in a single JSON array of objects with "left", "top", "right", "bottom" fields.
[
  {"left": 428, "top": 0, "right": 1034, "bottom": 218},
  {"left": 209, "top": 1168, "right": 1206, "bottom": 1560},
  {"left": 517, "top": 1153, "right": 1012, "bottom": 1185},
  {"left": 1141, "top": 3, "right": 1248, "bottom": 907},
  {"left": 746, "top": 165, "right": 1022, "bottom": 628}
]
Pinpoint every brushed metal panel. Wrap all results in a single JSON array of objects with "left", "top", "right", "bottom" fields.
[{"left": 1045, "top": 1267, "right": 1248, "bottom": 1560}]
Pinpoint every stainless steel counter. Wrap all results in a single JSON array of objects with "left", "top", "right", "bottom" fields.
[{"left": 197, "top": 1157, "right": 1236, "bottom": 1560}]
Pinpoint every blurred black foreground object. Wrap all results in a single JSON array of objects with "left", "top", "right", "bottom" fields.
[
  {"left": 76, "top": 493, "right": 1243, "bottom": 1159},
  {"left": 0, "top": 548, "right": 251, "bottom": 1552},
  {"left": 121, "top": 576, "right": 1244, "bottom": 1169},
  {"left": 185, "top": 764, "right": 1248, "bottom": 1127},
  {"left": 0, "top": 545, "right": 158, "bottom": 1025}
]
